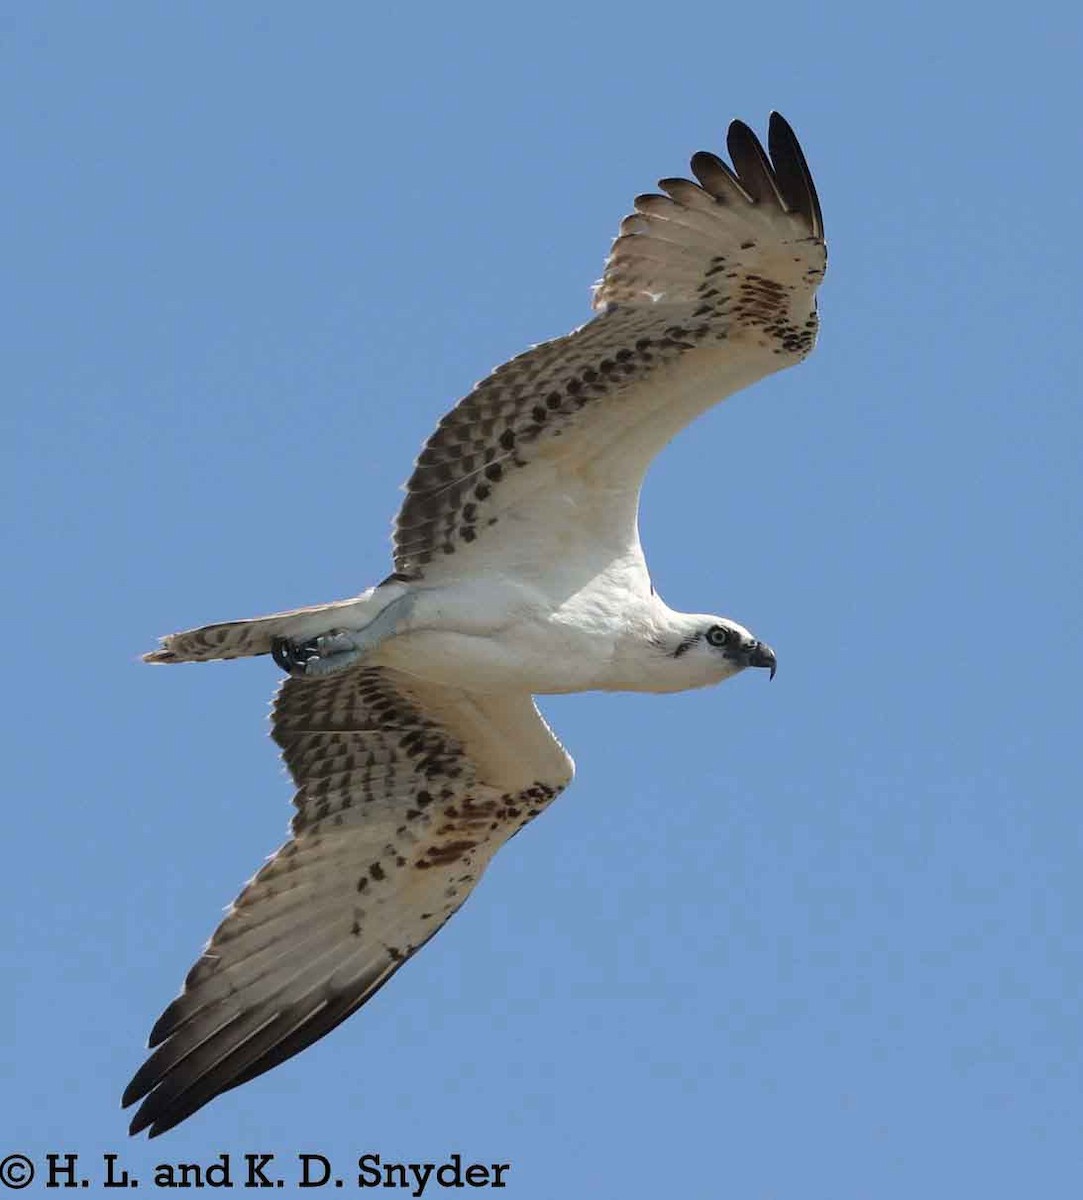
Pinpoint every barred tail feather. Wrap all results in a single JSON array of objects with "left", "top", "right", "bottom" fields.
[{"left": 143, "top": 590, "right": 385, "bottom": 665}]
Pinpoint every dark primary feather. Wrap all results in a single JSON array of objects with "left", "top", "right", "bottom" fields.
[
  {"left": 724, "top": 119, "right": 788, "bottom": 207},
  {"left": 766, "top": 111, "right": 824, "bottom": 238}
]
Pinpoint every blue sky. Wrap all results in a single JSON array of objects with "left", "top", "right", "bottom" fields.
[{"left": 5, "top": 3, "right": 1080, "bottom": 1195}]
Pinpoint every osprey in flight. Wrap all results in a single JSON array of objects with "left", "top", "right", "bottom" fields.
[{"left": 126, "top": 113, "right": 826, "bottom": 1136}]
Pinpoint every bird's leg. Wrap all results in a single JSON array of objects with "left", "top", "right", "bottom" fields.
[{"left": 271, "top": 592, "right": 418, "bottom": 678}]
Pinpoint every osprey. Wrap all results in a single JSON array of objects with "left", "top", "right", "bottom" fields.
[{"left": 126, "top": 113, "right": 826, "bottom": 1136}]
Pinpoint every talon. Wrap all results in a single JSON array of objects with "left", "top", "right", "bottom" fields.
[
  {"left": 269, "top": 597, "right": 415, "bottom": 679},
  {"left": 271, "top": 635, "right": 320, "bottom": 675},
  {"left": 271, "top": 636, "right": 293, "bottom": 672},
  {"left": 271, "top": 630, "right": 366, "bottom": 677}
]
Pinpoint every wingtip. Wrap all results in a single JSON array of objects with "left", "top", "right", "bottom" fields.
[
  {"left": 765, "top": 111, "right": 824, "bottom": 239},
  {"left": 724, "top": 117, "right": 759, "bottom": 165},
  {"left": 148, "top": 1001, "right": 182, "bottom": 1048},
  {"left": 726, "top": 115, "right": 757, "bottom": 138},
  {"left": 126, "top": 1092, "right": 182, "bottom": 1139},
  {"left": 127, "top": 1106, "right": 151, "bottom": 1136},
  {"left": 122, "top": 1064, "right": 153, "bottom": 1110}
]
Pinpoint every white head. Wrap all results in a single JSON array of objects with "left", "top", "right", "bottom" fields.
[{"left": 650, "top": 613, "right": 777, "bottom": 693}]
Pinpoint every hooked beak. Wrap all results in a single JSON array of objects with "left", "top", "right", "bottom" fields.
[{"left": 747, "top": 641, "right": 777, "bottom": 680}]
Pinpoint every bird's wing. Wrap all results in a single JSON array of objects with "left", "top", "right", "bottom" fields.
[
  {"left": 124, "top": 667, "right": 573, "bottom": 1137},
  {"left": 393, "top": 113, "right": 825, "bottom": 586}
]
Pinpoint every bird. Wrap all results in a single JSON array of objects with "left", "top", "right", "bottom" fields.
[{"left": 125, "top": 112, "right": 827, "bottom": 1137}]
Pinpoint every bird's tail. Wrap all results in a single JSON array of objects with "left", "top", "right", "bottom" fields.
[{"left": 143, "top": 587, "right": 395, "bottom": 665}]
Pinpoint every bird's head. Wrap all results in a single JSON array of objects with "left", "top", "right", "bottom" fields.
[{"left": 660, "top": 615, "right": 777, "bottom": 690}]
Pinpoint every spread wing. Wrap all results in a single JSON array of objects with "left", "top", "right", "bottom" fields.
[
  {"left": 392, "top": 113, "right": 826, "bottom": 582},
  {"left": 124, "top": 668, "right": 573, "bottom": 1137}
]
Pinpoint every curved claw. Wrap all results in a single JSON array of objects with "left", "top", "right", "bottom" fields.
[
  {"left": 271, "top": 630, "right": 370, "bottom": 678},
  {"left": 269, "top": 595, "right": 418, "bottom": 678},
  {"left": 271, "top": 635, "right": 320, "bottom": 676}
]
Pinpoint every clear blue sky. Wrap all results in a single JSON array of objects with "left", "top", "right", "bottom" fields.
[{"left": 5, "top": 3, "right": 1081, "bottom": 1195}]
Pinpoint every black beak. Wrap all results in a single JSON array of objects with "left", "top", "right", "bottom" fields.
[{"left": 747, "top": 641, "right": 777, "bottom": 680}]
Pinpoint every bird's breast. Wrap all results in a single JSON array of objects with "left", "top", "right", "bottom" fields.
[
  {"left": 373, "top": 620, "right": 620, "bottom": 694},
  {"left": 370, "top": 573, "right": 651, "bottom": 694}
]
